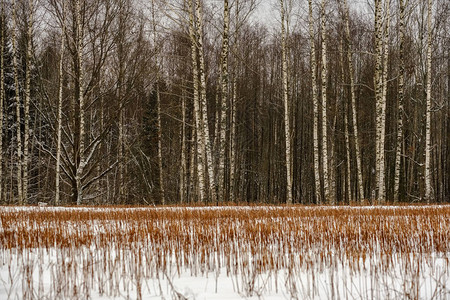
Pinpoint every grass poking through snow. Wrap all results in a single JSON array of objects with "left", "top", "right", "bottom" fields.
[{"left": 0, "top": 205, "right": 449, "bottom": 299}]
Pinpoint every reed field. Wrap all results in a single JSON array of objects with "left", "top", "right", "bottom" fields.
[{"left": 0, "top": 205, "right": 449, "bottom": 299}]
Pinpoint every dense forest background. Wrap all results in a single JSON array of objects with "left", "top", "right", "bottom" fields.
[{"left": 0, "top": 0, "right": 448, "bottom": 205}]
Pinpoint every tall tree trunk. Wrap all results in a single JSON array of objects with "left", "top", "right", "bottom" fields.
[
  {"left": 118, "top": 103, "right": 124, "bottom": 203},
  {"left": 308, "top": 0, "right": 321, "bottom": 204},
  {"left": 117, "top": 89, "right": 124, "bottom": 204},
  {"left": 117, "top": 0, "right": 128, "bottom": 204},
  {"left": 11, "top": 0, "right": 23, "bottom": 204},
  {"left": 152, "top": 0, "right": 165, "bottom": 205},
  {"left": 188, "top": 0, "right": 206, "bottom": 202},
  {"left": 446, "top": 48, "right": 449, "bottom": 201},
  {"left": 320, "top": 0, "right": 330, "bottom": 204},
  {"left": 0, "top": 0, "right": 4, "bottom": 203},
  {"left": 22, "top": 0, "right": 33, "bottom": 203},
  {"left": 280, "top": 0, "right": 292, "bottom": 204},
  {"left": 378, "top": 0, "right": 390, "bottom": 203},
  {"left": 374, "top": 0, "right": 384, "bottom": 202},
  {"left": 344, "top": 93, "right": 352, "bottom": 203},
  {"left": 156, "top": 83, "right": 165, "bottom": 204},
  {"left": 342, "top": 0, "right": 364, "bottom": 201},
  {"left": 195, "top": 0, "right": 217, "bottom": 203},
  {"left": 180, "top": 85, "right": 187, "bottom": 203},
  {"left": 218, "top": 0, "right": 230, "bottom": 202},
  {"left": 74, "top": 0, "right": 85, "bottom": 205},
  {"left": 230, "top": 68, "right": 237, "bottom": 202},
  {"left": 394, "top": 0, "right": 405, "bottom": 203},
  {"left": 424, "top": 0, "right": 433, "bottom": 202},
  {"left": 188, "top": 127, "right": 196, "bottom": 202},
  {"left": 229, "top": 0, "right": 240, "bottom": 203},
  {"left": 340, "top": 39, "right": 352, "bottom": 203},
  {"left": 55, "top": 4, "right": 65, "bottom": 205},
  {"left": 98, "top": 76, "right": 105, "bottom": 203}
]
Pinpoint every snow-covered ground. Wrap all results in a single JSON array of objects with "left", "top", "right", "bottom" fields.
[{"left": 0, "top": 205, "right": 449, "bottom": 299}]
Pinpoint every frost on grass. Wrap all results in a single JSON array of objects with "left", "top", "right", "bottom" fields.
[{"left": 0, "top": 205, "right": 449, "bottom": 299}]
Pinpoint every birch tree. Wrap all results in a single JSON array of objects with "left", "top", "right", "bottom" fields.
[
  {"left": 229, "top": 0, "right": 243, "bottom": 203},
  {"left": 280, "top": 0, "right": 292, "bottom": 204},
  {"left": 424, "top": 0, "right": 433, "bottom": 202},
  {"left": 55, "top": 3, "right": 65, "bottom": 205},
  {"left": 230, "top": 52, "right": 236, "bottom": 203},
  {"left": 374, "top": 0, "right": 384, "bottom": 202},
  {"left": 308, "top": 0, "right": 321, "bottom": 204},
  {"left": 218, "top": 0, "right": 230, "bottom": 202},
  {"left": 151, "top": 0, "right": 165, "bottom": 204},
  {"left": 42, "top": 0, "right": 120, "bottom": 205},
  {"left": 320, "top": 0, "right": 330, "bottom": 204},
  {"left": 22, "top": 0, "right": 34, "bottom": 202},
  {"left": 180, "top": 84, "right": 187, "bottom": 203},
  {"left": 394, "top": 0, "right": 406, "bottom": 202},
  {"left": 378, "top": 0, "right": 390, "bottom": 203},
  {"left": 0, "top": 0, "right": 4, "bottom": 202},
  {"left": 155, "top": 83, "right": 165, "bottom": 204},
  {"left": 187, "top": 0, "right": 206, "bottom": 202},
  {"left": 195, "top": 0, "right": 217, "bottom": 202},
  {"left": 116, "top": 0, "right": 126, "bottom": 203},
  {"left": 343, "top": 81, "right": 352, "bottom": 203},
  {"left": 339, "top": 39, "right": 352, "bottom": 202},
  {"left": 342, "top": 0, "right": 364, "bottom": 201},
  {"left": 73, "top": 0, "right": 86, "bottom": 205},
  {"left": 225, "top": 0, "right": 256, "bottom": 203},
  {"left": 11, "top": 0, "right": 23, "bottom": 204}
]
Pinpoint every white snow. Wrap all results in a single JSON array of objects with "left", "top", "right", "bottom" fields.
[{"left": 0, "top": 205, "right": 449, "bottom": 299}]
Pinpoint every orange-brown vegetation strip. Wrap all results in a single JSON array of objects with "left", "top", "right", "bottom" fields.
[{"left": 1, "top": 206, "right": 449, "bottom": 274}]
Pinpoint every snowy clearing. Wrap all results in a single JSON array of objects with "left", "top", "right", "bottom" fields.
[{"left": 0, "top": 205, "right": 449, "bottom": 299}]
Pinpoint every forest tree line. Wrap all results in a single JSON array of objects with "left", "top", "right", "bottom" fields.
[{"left": 0, "top": 0, "right": 448, "bottom": 205}]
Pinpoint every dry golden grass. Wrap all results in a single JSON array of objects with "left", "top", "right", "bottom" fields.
[{"left": 0, "top": 205, "right": 449, "bottom": 299}]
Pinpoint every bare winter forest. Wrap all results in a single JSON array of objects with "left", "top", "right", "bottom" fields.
[{"left": 0, "top": 0, "right": 448, "bottom": 205}]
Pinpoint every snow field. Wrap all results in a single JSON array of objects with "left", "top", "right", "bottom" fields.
[{"left": 0, "top": 205, "right": 449, "bottom": 299}]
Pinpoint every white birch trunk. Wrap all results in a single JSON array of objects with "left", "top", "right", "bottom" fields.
[
  {"left": 320, "top": 0, "right": 330, "bottom": 204},
  {"left": 0, "top": 0, "right": 4, "bottom": 203},
  {"left": 229, "top": 0, "right": 240, "bottom": 203},
  {"left": 214, "top": 90, "right": 219, "bottom": 151},
  {"left": 180, "top": 86, "right": 186, "bottom": 203},
  {"left": 22, "top": 0, "right": 33, "bottom": 203},
  {"left": 394, "top": 0, "right": 405, "bottom": 202},
  {"left": 188, "top": 0, "right": 206, "bottom": 202},
  {"left": 374, "top": 0, "right": 383, "bottom": 202},
  {"left": 218, "top": 0, "right": 230, "bottom": 202},
  {"left": 424, "top": 0, "right": 433, "bottom": 202},
  {"left": 230, "top": 72, "right": 237, "bottom": 202},
  {"left": 308, "top": 0, "right": 321, "bottom": 204},
  {"left": 11, "top": 0, "right": 23, "bottom": 204},
  {"left": 343, "top": 0, "right": 364, "bottom": 201},
  {"left": 189, "top": 129, "right": 197, "bottom": 202},
  {"left": 340, "top": 39, "right": 352, "bottom": 203},
  {"left": 55, "top": 5, "right": 65, "bottom": 205},
  {"left": 378, "top": 0, "right": 390, "bottom": 203},
  {"left": 75, "top": 0, "right": 85, "bottom": 205},
  {"left": 344, "top": 99, "right": 352, "bottom": 203},
  {"left": 117, "top": 79, "right": 124, "bottom": 203},
  {"left": 280, "top": 0, "right": 292, "bottom": 204},
  {"left": 195, "top": 0, "right": 217, "bottom": 203}
]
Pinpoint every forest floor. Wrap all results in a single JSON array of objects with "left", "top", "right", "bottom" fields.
[{"left": 0, "top": 205, "right": 449, "bottom": 299}]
